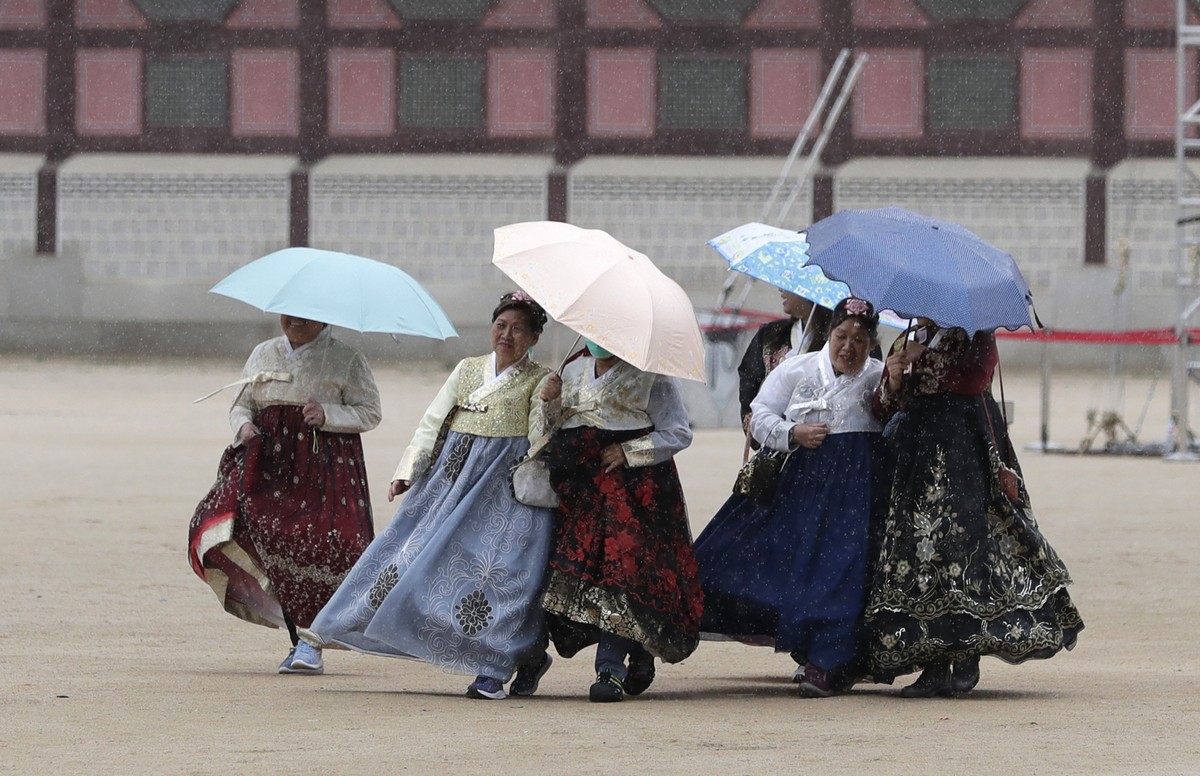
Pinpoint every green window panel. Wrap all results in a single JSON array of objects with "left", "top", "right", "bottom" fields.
[
  {"left": 928, "top": 55, "right": 1016, "bottom": 130},
  {"left": 914, "top": 0, "right": 1028, "bottom": 22},
  {"left": 399, "top": 55, "right": 486, "bottom": 129},
  {"left": 659, "top": 57, "right": 746, "bottom": 130},
  {"left": 145, "top": 55, "right": 229, "bottom": 129},
  {"left": 645, "top": 0, "right": 760, "bottom": 23},
  {"left": 132, "top": 0, "right": 240, "bottom": 23},
  {"left": 387, "top": 0, "right": 496, "bottom": 21}
]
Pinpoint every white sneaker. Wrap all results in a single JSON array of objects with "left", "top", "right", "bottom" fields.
[{"left": 281, "top": 642, "right": 323, "bottom": 675}]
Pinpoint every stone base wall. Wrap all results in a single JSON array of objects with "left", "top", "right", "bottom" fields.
[{"left": 3, "top": 153, "right": 1198, "bottom": 424}]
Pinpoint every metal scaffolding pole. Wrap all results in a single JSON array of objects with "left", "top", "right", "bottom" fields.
[
  {"left": 714, "top": 49, "right": 863, "bottom": 315},
  {"left": 1169, "top": 0, "right": 1200, "bottom": 459},
  {"left": 1166, "top": 0, "right": 1200, "bottom": 455}
]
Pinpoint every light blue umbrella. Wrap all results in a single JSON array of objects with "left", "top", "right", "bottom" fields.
[
  {"left": 210, "top": 247, "right": 457, "bottom": 339},
  {"left": 707, "top": 222, "right": 850, "bottom": 310}
]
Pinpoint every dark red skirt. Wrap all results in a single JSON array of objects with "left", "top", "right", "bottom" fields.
[
  {"left": 188, "top": 404, "right": 374, "bottom": 629},
  {"left": 542, "top": 426, "right": 702, "bottom": 663}
]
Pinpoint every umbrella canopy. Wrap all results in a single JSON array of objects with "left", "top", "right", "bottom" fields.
[
  {"left": 706, "top": 221, "right": 906, "bottom": 330},
  {"left": 492, "top": 221, "right": 706, "bottom": 383},
  {"left": 803, "top": 206, "right": 1036, "bottom": 333},
  {"left": 210, "top": 247, "right": 457, "bottom": 339},
  {"left": 707, "top": 222, "right": 850, "bottom": 310}
]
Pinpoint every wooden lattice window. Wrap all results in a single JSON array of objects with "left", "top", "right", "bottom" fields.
[
  {"left": 131, "top": 0, "right": 240, "bottom": 23},
  {"left": 145, "top": 55, "right": 228, "bottom": 128},
  {"left": 659, "top": 56, "right": 746, "bottom": 130},
  {"left": 914, "top": 0, "right": 1028, "bottom": 22},
  {"left": 928, "top": 54, "right": 1016, "bottom": 130},
  {"left": 644, "top": 0, "right": 759, "bottom": 23},
  {"left": 386, "top": 0, "right": 496, "bottom": 22},
  {"left": 399, "top": 54, "right": 485, "bottom": 128}
]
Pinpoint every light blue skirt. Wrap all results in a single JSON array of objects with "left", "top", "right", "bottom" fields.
[{"left": 310, "top": 431, "right": 553, "bottom": 682}]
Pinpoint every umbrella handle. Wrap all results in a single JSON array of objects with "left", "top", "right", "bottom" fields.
[
  {"left": 557, "top": 333, "right": 584, "bottom": 374},
  {"left": 801, "top": 305, "right": 818, "bottom": 352}
]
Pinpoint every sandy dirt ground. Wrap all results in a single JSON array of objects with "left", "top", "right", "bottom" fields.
[{"left": 2, "top": 354, "right": 1198, "bottom": 775}]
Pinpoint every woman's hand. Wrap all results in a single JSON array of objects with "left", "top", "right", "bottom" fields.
[
  {"left": 237, "top": 422, "right": 260, "bottom": 444},
  {"left": 885, "top": 343, "right": 925, "bottom": 391},
  {"left": 388, "top": 479, "right": 410, "bottom": 502},
  {"left": 792, "top": 423, "right": 829, "bottom": 449},
  {"left": 600, "top": 443, "right": 628, "bottom": 472},
  {"left": 540, "top": 373, "right": 563, "bottom": 401},
  {"left": 302, "top": 397, "right": 326, "bottom": 427}
]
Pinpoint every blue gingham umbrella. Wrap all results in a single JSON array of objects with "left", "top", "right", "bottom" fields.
[
  {"left": 803, "top": 206, "right": 1036, "bottom": 333},
  {"left": 707, "top": 222, "right": 850, "bottom": 310},
  {"left": 211, "top": 247, "right": 458, "bottom": 338}
]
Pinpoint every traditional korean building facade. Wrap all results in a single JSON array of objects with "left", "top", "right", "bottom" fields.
[{"left": 0, "top": 0, "right": 1191, "bottom": 364}]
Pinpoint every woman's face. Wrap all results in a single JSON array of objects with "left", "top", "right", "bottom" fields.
[
  {"left": 279, "top": 315, "right": 324, "bottom": 348},
  {"left": 828, "top": 317, "right": 873, "bottom": 375},
  {"left": 491, "top": 309, "right": 539, "bottom": 368},
  {"left": 780, "top": 290, "right": 814, "bottom": 321}
]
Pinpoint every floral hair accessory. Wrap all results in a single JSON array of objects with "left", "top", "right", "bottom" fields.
[
  {"left": 504, "top": 290, "right": 536, "bottom": 304},
  {"left": 843, "top": 297, "right": 871, "bottom": 316},
  {"left": 830, "top": 295, "right": 878, "bottom": 337}
]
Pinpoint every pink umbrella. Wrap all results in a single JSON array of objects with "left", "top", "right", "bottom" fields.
[{"left": 492, "top": 221, "right": 707, "bottom": 383}]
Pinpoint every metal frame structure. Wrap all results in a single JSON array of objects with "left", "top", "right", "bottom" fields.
[
  {"left": 1170, "top": 0, "right": 1200, "bottom": 458},
  {"left": 715, "top": 49, "right": 867, "bottom": 314}
]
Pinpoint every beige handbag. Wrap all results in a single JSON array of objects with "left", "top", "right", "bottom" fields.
[
  {"left": 512, "top": 454, "right": 558, "bottom": 508},
  {"left": 511, "top": 405, "right": 584, "bottom": 509}
]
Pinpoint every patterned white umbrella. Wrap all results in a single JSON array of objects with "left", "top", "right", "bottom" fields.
[
  {"left": 492, "top": 221, "right": 706, "bottom": 383},
  {"left": 707, "top": 222, "right": 849, "bottom": 310}
]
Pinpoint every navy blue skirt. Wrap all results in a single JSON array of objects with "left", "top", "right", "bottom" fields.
[{"left": 695, "top": 432, "right": 877, "bottom": 672}]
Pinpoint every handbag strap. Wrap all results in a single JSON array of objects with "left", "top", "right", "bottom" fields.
[
  {"left": 996, "top": 360, "right": 1009, "bottom": 426},
  {"left": 525, "top": 403, "right": 590, "bottom": 461},
  {"left": 980, "top": 394, "right": 1000, "bottom": 447},
  {"left": 518, "top": 349, "right": 596, "bottom": 462},
  {"left": 979, "top": 391, "right": 1018, "bottom": 470}
]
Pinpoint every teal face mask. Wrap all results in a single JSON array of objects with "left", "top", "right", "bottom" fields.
[{"left": 585, "top": 339, "right": 614, "bottom": 359}]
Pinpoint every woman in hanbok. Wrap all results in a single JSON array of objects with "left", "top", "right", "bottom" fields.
[
  {"left": 188, "top": 315, "right": 381, "bottom": 675},
  {"left": 308, "top": 292, "right": 553, "bottom": 701},
  {"left": 694, "top": 297, "right": 883, "bottom": 697},
  {"left": 864, "top": 320, "right": 1084, "bottom": 697},
  {"left": 531, "top": 340, "right": 703, "bottom": 703}
]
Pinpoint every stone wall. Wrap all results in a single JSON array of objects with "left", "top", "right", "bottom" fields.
[{"left": 3, "top": 152, "right": 1197, "bottom": 418}]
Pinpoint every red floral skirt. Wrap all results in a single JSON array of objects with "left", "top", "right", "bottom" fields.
[
  {"left": 542, "top": 426, "right": 702, "bottom": 663},
  {"left": 188, "top": 404, "right": 374, "bottom": 629}
]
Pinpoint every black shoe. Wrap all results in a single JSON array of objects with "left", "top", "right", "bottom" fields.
[
  {"left": 899, "top": 662, "right": 951, "bottom": 698},
  {"left": 509, "top": 652, "right": 553, "bottom": 697},
  {"left": 589, "top": 672, "right": 624, "bottom": 703},
  {"left": 623, "top": 654, "right": 656, "bottom": 697},
  {"left": 949, "top": 656, "right": 980, "bottom": 696}
]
